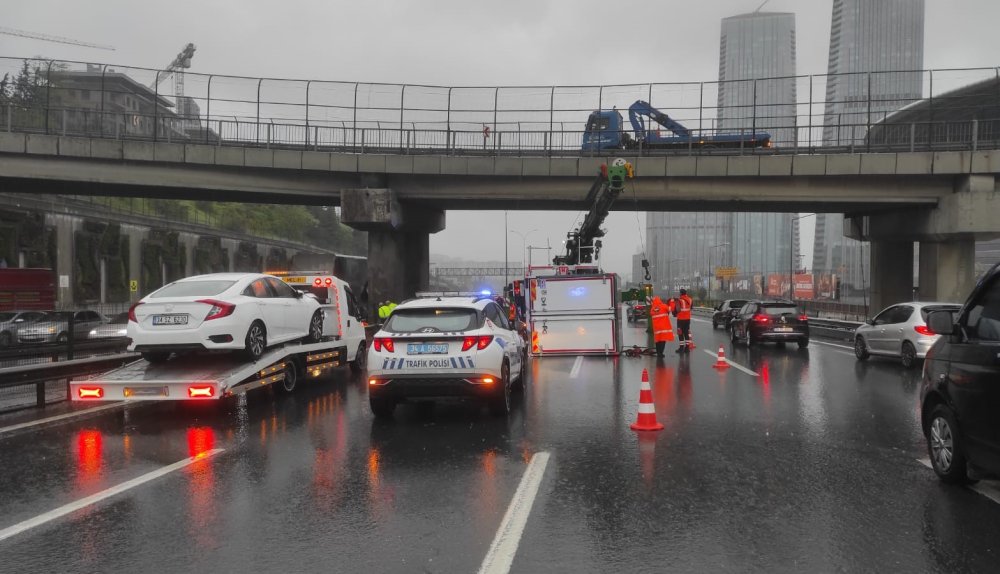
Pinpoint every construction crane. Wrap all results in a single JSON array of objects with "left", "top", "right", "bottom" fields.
[
  {"left": 151, "top": 43, "right": 196, "bottom": 109},
  {"left": 0, "top": 27, "right": 115, "bottom": 51},
  {"left": 553, "top": 159, "right": 632, "bottom": 267}
]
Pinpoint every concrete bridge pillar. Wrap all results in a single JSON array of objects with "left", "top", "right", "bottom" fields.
[
  {"left": 340, "top": 189, "right": 445, "bottom": 317},
  {"left": 919, "top": 239, "right": 976, "bottom": 304},
  {"left": 869, "top": 240, "right": 914, "bottom": 315}
]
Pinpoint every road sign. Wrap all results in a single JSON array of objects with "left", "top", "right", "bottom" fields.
[
  {"left": 715, "top": 267, "right": 739, "bottom": 279},
  {"left": 129, "top": 280, "right": 138, "bottom": 293}
]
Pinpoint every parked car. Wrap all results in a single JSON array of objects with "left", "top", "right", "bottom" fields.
[
  {"left": 88, "top": 312, "right": 130, "bottom": 340},
  {"left": 127, "top": 273, "right": 324, "bottom": 363},
  {"left": 920, "top": 263, "right": 1000, "bottom": 483},
  {"left": 0, "top": 310, "right": 47, "bottom": 347},
  {"left": 18, "top": 310, "right": 107, "bottom": 344},
  {"left": 627, "top": 300, "right": 649, "bottom": 323},
  {"left": 712, "top": 299, "right": 748, "bottom": 330},
  {"left": 730, "top": 300, "right": 809, "bottom": 348},
  {"left": 854, "top": 302, "right": 962, "bottom": 368}
]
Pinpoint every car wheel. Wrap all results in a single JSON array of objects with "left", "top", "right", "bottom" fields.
[
  {"left": 518, "top": 351, "right": 528, "bottom": 390},
  {"left": 56, "top": 332, "right": 69, "bottom": 344},
  {"left": 926, "top": 404, "right": 972, "bottom": 484},
  {"left": 731, "top": 326, "right": 739, "bottom": 343},
  {"left": 797, "top": 338, "right": 809, "bottom": 349},
  {"left": 901, "top": 341, "right": 918, "bottom": 369},
  {"left": 746, "top": 331, "right": 756, "bottom": 347},
  {"left": 306, "top": 311, "right": 324, "bottom": 343},
  {"left": 855, "top": 336, "right": 870, "bottom": 360},
  {"left": 350, "top": 342, "right": 366, "bottom": 374},
  {"left": 141, "top": 351, "right": 171, "bottom": 363},
  {"left": 244, "top": 321, "right": 267, "bottom": 360},
  {"left": 488, "top": 361, "right": 511, "bottom": 417},
  {"left": 370, "top": 397, "right": 395, "bottom": 419},
  {"left": 279, "top": 361, "right": 299, "bottom": 393},
  {"left": 0, "top": 332, "right": 10, "bottom": 347}
]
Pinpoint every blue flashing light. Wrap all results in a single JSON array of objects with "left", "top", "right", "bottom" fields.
[
  {"left": 480, "top": 289, "right": 492, "bottom": 296},
  {"left": 569, "top": 287, "right": 587, "bottom": 297}
]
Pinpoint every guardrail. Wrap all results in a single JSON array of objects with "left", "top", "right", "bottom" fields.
[
  {"left": 694, "top": 306, "right": 861, "bottom": 343},
  {"left": 0, "top": 352, "right": 138, "bottom": 409}
]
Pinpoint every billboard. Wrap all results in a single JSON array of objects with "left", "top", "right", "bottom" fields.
[
  {"left": 816, "top": 274, "right": 838, "bottom": 300},
  {"left": 766, "top": 274, "right": 788, "bottom": 297},
  {"left": 793, "top": 274, "right": 815, "bottom": 300}
]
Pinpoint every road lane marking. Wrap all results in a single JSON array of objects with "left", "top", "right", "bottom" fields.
[
  {"left": 569, "top": 356, "right": 583, "bottom": 379},
  {"left": 917, "top": 457, "right": 1000, "bottom": 505},
  {"left": 0, "top": 402, "right": 134, "bottom": 438},
  {"left": 0, "top": 448, "right": 224, "bottom": 543},
  {"left": 701, "top": 350, "right": 758, "bottom": 377},
  {"left": 478, "top": 451, "right": 550, "bottom": 574},
  {"left": 811, "top": 340, "right": 854, "bottom": 351}
]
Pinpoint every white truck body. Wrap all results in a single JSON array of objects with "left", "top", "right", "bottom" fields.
[{"left": 527, "top": 273, "right": 622, "bottom": 356}]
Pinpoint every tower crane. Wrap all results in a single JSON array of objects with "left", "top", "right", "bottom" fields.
[
  {"left": 0, "top": 27, "right": 116, "bottom": 51},
  {"left": 151, "top": 43, "right": 196, "bottom": 110}
]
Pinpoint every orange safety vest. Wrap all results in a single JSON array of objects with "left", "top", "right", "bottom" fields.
[
  {"left": 670, "top": 294, "right": 693, "bottom": 321},
  {"left": 650, "top": 297, "right": 675, "bottom": 343}
]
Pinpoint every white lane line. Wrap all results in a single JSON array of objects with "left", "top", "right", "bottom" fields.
[
  {"left": 702, "top": 349, "right": 758, "bottom": 377},
  {"left": 811, "top": 340, "right": 854, "bottom": 351},
  {"left": 691, "top": 317, "right": 712, "bottom": 324},
  {"left": 478, "top": 451, "right": 551, "bottom": 574},
  {"left": 917, "top": 457, "right": 1000, "bottom": 505},
  {"left": 0, "top": 402, "right": 132, "bottom": 437},
  {"left": 0, "top": 448, "right": 224, "bottom": 543},
  {"left": 569, "top": 356, "right": 584, "bottom": 379}
]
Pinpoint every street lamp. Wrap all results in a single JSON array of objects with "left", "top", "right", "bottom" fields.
[
  {"left": 509, "top": 228, "right": 539, "bottom": 281},
  {"left": 790, "top": 214, "right": 816, "bottom": 301},
  {"left": 708, "top": 243, "right": 730, "bottom": 303}
]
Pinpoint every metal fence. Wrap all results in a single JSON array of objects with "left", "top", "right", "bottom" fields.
[{"left": 2, "top": 57, "right": 999, "bottom": 156}]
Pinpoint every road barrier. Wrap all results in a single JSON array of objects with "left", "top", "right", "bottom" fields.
[{"left": 0, "top": 352, "right": 138, "bottom": 411}]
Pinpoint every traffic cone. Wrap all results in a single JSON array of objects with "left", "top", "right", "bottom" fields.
[
  {"left": 712, "top": 345, "right": 730, "bottom": 370},
  {"left": 630, "top": 369, "right": 664, "bottom": 432},
  {"left": 688, "top": 332, "right": 696, "bottom": 350}
]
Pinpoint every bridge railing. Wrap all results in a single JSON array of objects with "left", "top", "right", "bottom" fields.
[{"left": 2, "top": 57, "right": 999, "bottom": 156}]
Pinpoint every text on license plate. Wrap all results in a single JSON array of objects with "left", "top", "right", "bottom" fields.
[
  {"left": 153, "top": 314, "right": 189, "bottom": 326},
  {"left": 774, "top": 327, "right": 794, "bottom": 332},
  {"left": 408, "top": 343, "right": 449, "bottom": 355}
]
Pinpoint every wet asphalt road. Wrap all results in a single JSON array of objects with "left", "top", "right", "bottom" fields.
[{"left": 1, "top": 319, "right": 999, "bottom": 573}]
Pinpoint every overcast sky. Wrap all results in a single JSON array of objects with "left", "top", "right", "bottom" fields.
[{"left": 5, "top": 0, "right": 999, "bottom": 279}]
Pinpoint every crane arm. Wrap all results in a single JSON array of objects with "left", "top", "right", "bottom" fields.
[
  {"left": 628, "top": 100, "right": 691, "bottom": 139},
  {"left": 553, "top": 161, "right": 630, "bottom": 266},
  {"left": 152, "top": 43, "right": 196, "bottom": 88},
  {"left": 0, "top": 27, "right": 115, "bottom": 51}
]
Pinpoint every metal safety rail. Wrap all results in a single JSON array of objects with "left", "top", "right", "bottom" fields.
[
  {"left": 0, "top": 352, "right": 138, "bottom": 408},
  {"left": 693, "top": 306, "right": 861, "bottom": 343},
  {"left": 2, "top": 56, "right": 999, "bottom": 157}
]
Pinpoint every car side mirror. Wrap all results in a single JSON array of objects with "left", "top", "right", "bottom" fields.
[
  {"left": 294, "top": 290, "right": 303, "bottom": 299},
  {"left": 927, "top": 311, "right": 957, "bottom": 336}
]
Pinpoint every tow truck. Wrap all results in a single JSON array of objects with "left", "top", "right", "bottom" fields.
[
  {"left": 71, "top": 272, "right": 363, "bottom": 402},
  {"left": 581, "top": 100, "right": 772, "bottom": 152}
]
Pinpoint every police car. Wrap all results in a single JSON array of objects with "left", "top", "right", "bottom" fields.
[{"left": 367, "top": 292, "right": 527, "bottom": 418}]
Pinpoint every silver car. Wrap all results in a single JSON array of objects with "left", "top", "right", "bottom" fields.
[
  {"left": 854, "top": 302, "right": 962, "bottom": 368},
  {"left": 0, "top": 310, "right": 47, "bottom": 347},
  {"left": 18, "top": 310, "right": 108, "bottom": 344},
  {"left": 88, "top": 312, "right": 129, "bottom": 340}
]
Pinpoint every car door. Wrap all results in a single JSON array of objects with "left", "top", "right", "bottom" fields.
[
  {"left": 243, "top": 278, "right": 283, "bottom": 340},
  {"left": 487, "top": 303, "right": 521, "bottom": 375},
  {"left": 736, "top": 303, "right": 754, "bottom": 339},
  {"left": 949, "top": 275, "right": 1000, "bottom": 456},
  {"left": 266, "top": 277, "right": 308, "bottom": 341},
  {"left": 883, "top": 305, "right": 914, "bottom": 355},
  {"left": 343, "top": 286, "right": 367, "bottom": 354},
  {"left": 867, "top": 306, "right": 897, "bottom": 353}
]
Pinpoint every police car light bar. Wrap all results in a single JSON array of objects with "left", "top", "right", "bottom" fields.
[{"left": 415, "top": 291, "right": 495, "bottom": 298}]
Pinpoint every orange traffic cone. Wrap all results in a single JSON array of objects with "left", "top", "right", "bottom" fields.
[
  {"left": 630, "top": 369, "right": 664, "bottom": 432},
  {"left": 688, "top": 332, "right": 696, "bottom": 350},
  {"left": 712, "top": 345, "right": 730, "bottom": 370}
]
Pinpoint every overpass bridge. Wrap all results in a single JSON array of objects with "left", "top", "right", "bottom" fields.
[{"left": 2, "top": 58, "right": 1000, "bottom": 312}]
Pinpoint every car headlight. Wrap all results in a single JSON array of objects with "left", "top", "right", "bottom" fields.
[
  {"left": 47, "top": 326, "right": 56, "bottom": 334},
  {"left": 89, "top": 329, "right": 98, "bottom": 336},
  {"left": 117, "top": 329, "right": 127, "bottom": 336}
]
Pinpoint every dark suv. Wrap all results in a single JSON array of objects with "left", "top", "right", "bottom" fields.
[
  {"left": 921, "top": 263, "right": 1000, "bottom": 483},
  {"left": 712, "top": 299, "right": 748, "bottom": 330},
  {"left": 730, "top": 300, "right": 809, "bottom": 349}
]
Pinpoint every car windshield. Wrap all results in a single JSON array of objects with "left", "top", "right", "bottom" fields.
[
  {"left": 761, "top": 305, "right": 798, "bottom": 316},
  {"left": 920, "top": 305, "right": 961, "bottom": 322},
  {"left": 151, "top": 280, "right": 236, "bottom": 298},
  {"left": 386, "top": 308, "right": 479, "bottom": 333}
]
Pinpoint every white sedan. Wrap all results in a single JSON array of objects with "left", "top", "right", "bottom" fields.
[{"left": 128, "top": 273, "right": 323, "bottom": 363}]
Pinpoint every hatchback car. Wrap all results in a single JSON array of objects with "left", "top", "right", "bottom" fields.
[
  {"left": 920, "top": 263, "right": 1000, "bottom": 483},
  {"left": 626, "top": 300, "right": 649, "bottom": 323},
  {"left": 128, "top": 273, "right": 323, "bottom": 363},
  {"left": 854, "top": 302, "right": 961, "bottom": 368},
  {"left": 730, "top": 300, "right": 809, "bottom": 348},
  {"left": 712, "top": 299, "right": 748, "bottom": 330},
  {"left": 367, "top": 295, "right": 526, "bottom": 418}
]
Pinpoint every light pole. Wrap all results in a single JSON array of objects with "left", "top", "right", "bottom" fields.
[
  {"left": 790, "top": 214, "right": 816, "bottom": 301},
  {"left": 708, "top": 243, "right": 729, "bottom": 303},
  {"left": 509, "top": 229, "right": 538, "bottom": 280},
  {"left": 504, "top": 211, "right": 508, "bottom": 288}
]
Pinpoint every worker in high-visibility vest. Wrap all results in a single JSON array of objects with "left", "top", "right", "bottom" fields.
[
  {"left": 388, "top": 300, "right": 397, "bottom": 312},
  {"left": 668, "top": 288, "right": 694, "bottom": 353},
  {"left": 649, "top": 295, "right": 674, "bottom": 357},
  {"left": 377, "top": 301, "right": 392, "bottom": 322}
]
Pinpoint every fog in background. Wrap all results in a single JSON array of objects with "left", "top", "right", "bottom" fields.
[{"left": 5, "top": 0, "right": 999, "bottom": 279}]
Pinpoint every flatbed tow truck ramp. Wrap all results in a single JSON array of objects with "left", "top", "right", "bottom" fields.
[{"left": 70, "top": 341, "right": 347, "bottom": 401}]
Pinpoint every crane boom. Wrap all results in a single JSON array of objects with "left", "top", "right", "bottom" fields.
[
  {"left": 553, "top": 160, "right": 631, "bottom": 267},
  {"left": 152, "top": 43, "right": 196, "bottom": 88},
  {"left": 628, "top": 100, "right": 691, "bottom": 140},
  {"left": 0, "top": 27, "right": 115, "bottom": 50}
]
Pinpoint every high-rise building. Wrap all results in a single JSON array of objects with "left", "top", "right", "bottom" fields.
[
  {"left": 718, "top": 11, "right": 797, "bottom": 147},
  {"left": 647, "top": 212, "right": 732, "bottom": 294},
  {"left": 814, "top": 0, "right": 925, "bottom": 292}
]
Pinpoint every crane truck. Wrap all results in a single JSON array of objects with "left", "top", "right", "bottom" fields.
[{"left": 581, "top": 100, "right": 772, "bottom": 152}]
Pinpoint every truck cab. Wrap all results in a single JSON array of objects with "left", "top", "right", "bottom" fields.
[
  {"left": 282, "top": 273, "right": 369, "bottom": 367},
  {"left": 582, "top": 110, "right": 629, "bottom": 151}
]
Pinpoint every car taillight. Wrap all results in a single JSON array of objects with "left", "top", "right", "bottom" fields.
[
  {"left": 799, "top": 315, "right": 809, "bottom": 321},
  {"left": 373, "top": 337, "right": 394, "bottom": 352},
  {"left": 313, "top": 278, "right": 322, "bottom": 286},
  {"left": 462, "top": 335, "right": 493, "bottom": 351},
  {"left": 128, "top": 302, "right": 143, "bottom": 323},
  {"left": 197, "top": 299, "right": 236, "bottom": 321},
  {"left": 188, "top": 385, "right": 215, "bottom": 398},
  {"left": 324, "top": 277, "right": 333, "bottom": 286},
  {"left": 915, "top": 325, "right": 935, "bottom": 336},
  {"left": 753, "top": 314, "right": 769, "bottom": 323},
  {"left": 78, "top": 387, "right": 103, "bottom": 399}
]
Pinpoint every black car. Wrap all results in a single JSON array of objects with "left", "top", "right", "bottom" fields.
[
  {"left": 627, "top": 300, "right": 649, "bottom": 323},
  {"left": 730, "top": 300, "right": 809, "bottom": 348},
  {"left": 920, "top": 263, "right": 1000, "bottom": 483},
  {"left": 712, "top": 299, "right": 748, "bottom": 330}
]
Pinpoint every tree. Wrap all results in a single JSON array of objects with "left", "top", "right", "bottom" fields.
[{"left": 0, "top": 73, "right": 10, "bottom": 104}]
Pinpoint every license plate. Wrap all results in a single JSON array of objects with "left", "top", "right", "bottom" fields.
[
  {"left": 153, "top": 314, "right": 188, "bottom": 326},
  {"left": 774, "top": 327, "right": 794, "bottom": 332},
  {"left": 407, "top": 343, "right": 449, "bottom": 355},
  {"left": 284, "top": 276, "right": 306, "bottom": 283}
]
